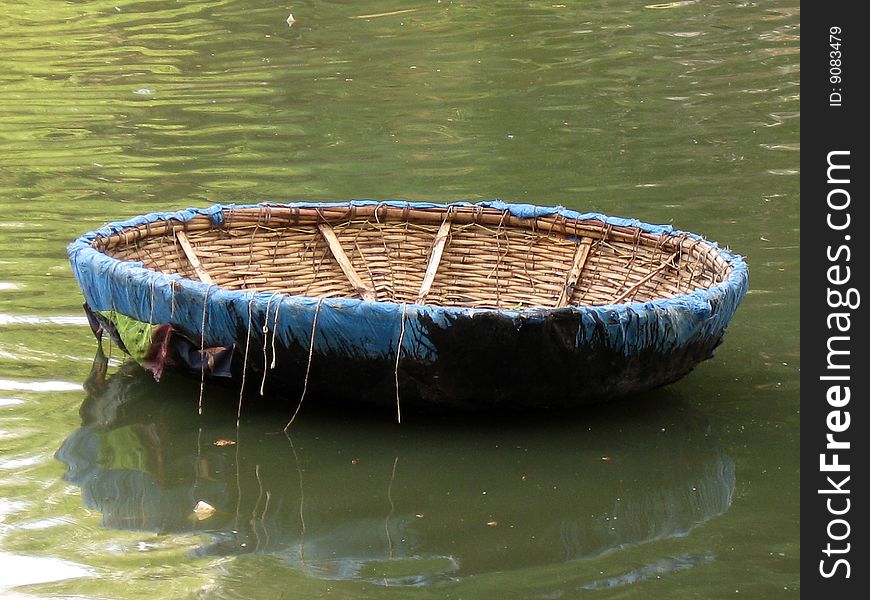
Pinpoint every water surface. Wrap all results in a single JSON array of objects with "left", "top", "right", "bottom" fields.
[{"left": 0, "top": 1, "right": 798, "bottom": 598}]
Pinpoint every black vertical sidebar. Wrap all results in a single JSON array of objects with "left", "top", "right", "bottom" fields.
[{"left": 802, "top": 3, "right": 867, "bottom": 597}]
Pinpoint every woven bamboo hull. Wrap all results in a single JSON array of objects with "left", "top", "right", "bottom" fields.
[{"left": 67, "top": 201, "right": 748, "bottom": 410}]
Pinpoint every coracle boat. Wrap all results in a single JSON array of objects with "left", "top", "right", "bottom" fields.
[{"left": 68, "top": 201, "right": 748, "bottom": 412}]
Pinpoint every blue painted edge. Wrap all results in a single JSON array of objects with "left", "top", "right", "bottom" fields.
[{"left": 67, "top": 200, "right": 749, "bottom": 360}]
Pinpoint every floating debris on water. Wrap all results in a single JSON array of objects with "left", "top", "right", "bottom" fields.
[
  {"left": 190, "top": 500, "right": 216, "bottom": 521},
  {"left": 645, "top": 1, "right": 699, "bottom": 9},
  {"left": 352, "top": 8, "right": 421, "bottom": 20}
]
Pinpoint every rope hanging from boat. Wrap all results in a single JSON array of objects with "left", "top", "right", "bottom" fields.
[
  {"left": 395, "top": 302, "right": 407, "bottom": 424},
  {"left": 284, "top": 297, "right": 323, "bottom": 432},
  {"left": 260, "top": 292, "right": 281, "bottom": 396},
  {"left": 198, "top": 284, "right": 215, "bottom": 416},
  {"left": 237, "top": 293, "right": 255, "bottom": 428}
]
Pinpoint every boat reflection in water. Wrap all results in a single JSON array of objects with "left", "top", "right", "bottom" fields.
[{"left": 56, "top": 350, "right": 735, "bottom": 586}]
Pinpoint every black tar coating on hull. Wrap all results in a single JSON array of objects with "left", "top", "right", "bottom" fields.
[{"left": 220, "top": 308, "right": 725, "bottom": 414}]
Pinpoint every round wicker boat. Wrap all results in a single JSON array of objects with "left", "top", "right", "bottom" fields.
[{"left": 68, "top": 201, "right": 748, "bottom": 412}]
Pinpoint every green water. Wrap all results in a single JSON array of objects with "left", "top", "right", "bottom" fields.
[{"left": 0, "top": 0, "right": 798, "bottom": 598}]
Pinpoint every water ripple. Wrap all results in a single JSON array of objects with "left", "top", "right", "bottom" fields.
[
  {"left": 0, "top": 552, "right": 93, "bottom": 590},
  {"left": 0, "top": 314, "right": 89, "bottom": 326},
  {"left": 0, "top": 379, "right": 83, "bottom": 392}
]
